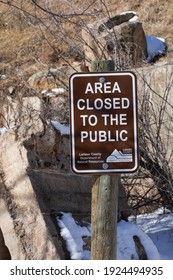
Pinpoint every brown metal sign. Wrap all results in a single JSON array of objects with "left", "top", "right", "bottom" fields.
[{"left": 69, "top": 72, "right": 138, "bottom": 174}]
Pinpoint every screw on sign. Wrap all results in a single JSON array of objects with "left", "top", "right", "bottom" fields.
[{"left": 69, "top": 72, "right": 139, "bottom": 174}]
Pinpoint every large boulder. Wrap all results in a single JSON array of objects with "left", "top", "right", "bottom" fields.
[
  {"left": 0, "top": 132, "right": 64, "bottom": 259},
  {"left": 82, "top": 12, "right": 147, "bottom": 69},
  {"left": 24, "top": 121, "right": 131, "bottom": 221},
  {"left": 127, "top": 62, "right": 173, "bottom": 211},
  {"left": 136, "top": 62, "right": 173, "bottom": 168},
  {"left": 27, "top": 63, "right": 81, "bottom": 93}
]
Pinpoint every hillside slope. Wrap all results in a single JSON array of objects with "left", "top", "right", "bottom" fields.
[{"left": 0, "top": 0, "right": 172, "bottom": 91}]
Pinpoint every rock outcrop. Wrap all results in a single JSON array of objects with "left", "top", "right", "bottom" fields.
[
  {"left": 0, "top": 131, "right": 64, "bottom": 259},
  {"left": 82, "top": 12, "right": 147, "bottom": 70},
  {"left": 27, "top": 63, "right": 81, "bottom": 93}
]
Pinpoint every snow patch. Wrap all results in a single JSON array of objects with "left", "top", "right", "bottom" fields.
[
  {"left": 51, "top": 121, "right": 70, "bottom": 135},
  {"left": 134, "top": 208, "right": 173, "bottom": 260},
  {"left": 41, "top": 87, "right": 65, "bottom": 97},
  {"left": 52, "top": 88, "right": 65, "bottom": 94},
  {"left": 117, "top": 220, "right": 160, "bottom": 260},
  {"left": 57, "top": 211, "right": 162, "bottom": 260},
  {"left": 0, "top": 127, "right": 8, "bottom": 135},
  {"left": 57, "top": 213, "right": 91, "bottom": 260}
]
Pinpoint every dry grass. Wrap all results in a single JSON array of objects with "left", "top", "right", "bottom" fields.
[{"left": 0, "top": 0, "right": 173, "bottom": 88}]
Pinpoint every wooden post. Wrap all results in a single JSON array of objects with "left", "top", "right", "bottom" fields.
[
  {"left": 91, "top": 60, "right": 115, "bottom": 73},
  {"left": 91, "top": 60, "right": 120, "bottom": 260},
  {"left": 91, "top": 175, "right": 119, "bottom": 259}
]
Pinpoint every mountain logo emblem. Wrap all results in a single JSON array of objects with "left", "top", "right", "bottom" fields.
[{"left": 106, "top": 149, "right": 133, "bottom": 163}]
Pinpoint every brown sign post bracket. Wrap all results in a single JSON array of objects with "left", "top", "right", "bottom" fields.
[{"left": 69, "top": 72, "right": 139, "bottom": 174}]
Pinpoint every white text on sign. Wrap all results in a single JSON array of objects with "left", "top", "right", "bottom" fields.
[{"left": 79, "top": 81, "right": 129, "bottom": 143}]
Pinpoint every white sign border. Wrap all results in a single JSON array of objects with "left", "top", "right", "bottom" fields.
[{"left": 70, "top": 72, "right": 138, "bottom": 174}]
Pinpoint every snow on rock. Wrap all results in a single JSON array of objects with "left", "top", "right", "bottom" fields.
[
  {"left": 0, "top": 125, "right": 15, "bottom": 136},
  {"left": 129, "top": 15, "right": 138, "bottom": 23},
  {"left": 45, "top": 93, "right": 56, "bottom": 97},
  {"left": 51, "top": 88, "right": 65, "bottom": 94},
  {"left": 0, "top": 127, "right": 8, "bottom": 135},
  {"left": 117, "top": 220, "right": 160, "bottom": 260},
  {"left": 134, "top": 208, "right": 173, "bottom": 260},
  {"left": 57, "top": 213, "right": 91, "bottom": 260},
  {"left": 119, "top": 11, "right": 167, "bottom": 62},
  {"left": 51, "top": 121, "right": 70, "bottom": 135},
  {"left": 41, "top": 87, "right": 65, "bottom": 97}
]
